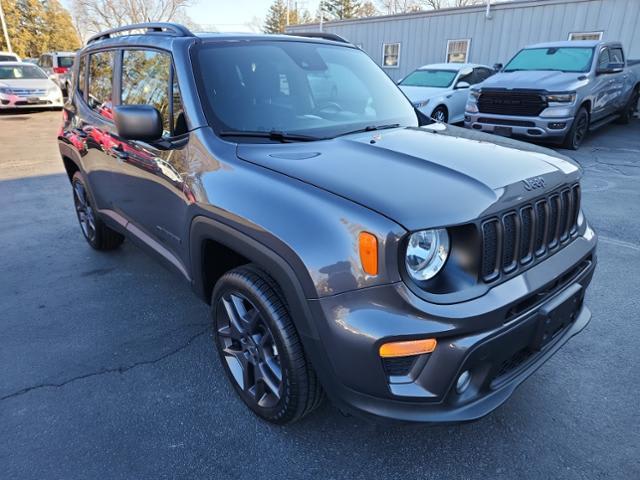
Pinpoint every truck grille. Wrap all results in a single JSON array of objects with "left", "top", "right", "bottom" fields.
[
  {"left": 478, "top": 90, "right": 546, "bottom": 117},
  {"left": 480, "top": 184, "right": 581, "bottom": 283}
]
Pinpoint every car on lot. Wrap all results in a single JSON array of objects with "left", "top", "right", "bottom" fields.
[
  {"left": 37, "top": 51, "right": 75, "bottom": 96},
  {"left": 0, "top": 51, "right": 20, "bottom": 62},
  {"left": 59, "top": 23, "right": 597, "bottom": 425},
  {"left": 398, "top": 63, "right": 494, "bottom": 123},
  {"left": 0, "top": 62, "right": 63, "bottom": 110},
  {"left": 465, "top": 40, "right": 640, "bottom": 149}
]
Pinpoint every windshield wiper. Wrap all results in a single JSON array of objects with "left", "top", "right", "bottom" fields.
[
  {"left": 334, "top": 123, "right": 401, "bottom": 138},
  {"left": 218, "top": 130, "right": 321, "bottom": 143}
]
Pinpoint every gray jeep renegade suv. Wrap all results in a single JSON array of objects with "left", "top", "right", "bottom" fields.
[{"left": 58, "top": 23, "right": 597, "bottom": 424}]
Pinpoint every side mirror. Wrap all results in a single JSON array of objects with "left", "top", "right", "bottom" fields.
[
  {"left": 114, "top": 105, "right": 163, "bottom": 142},
  {"left": 493, "top": 63, "right": 503, "bottom": 72},
  {"left": 455, "top": 81, "right": 471, "bottom": 89},
  {"left": 597, "top": 62, "right": 624, "bottom": 75}
]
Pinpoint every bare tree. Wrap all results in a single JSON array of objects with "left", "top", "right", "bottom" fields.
[
  {"left": 379, "top": 0, "right": 484, "bottom": 14},
  {"left": 71, "top": 0, "right": 195, "bottom": 40},
  {"left": 422, "top": 0, "right": 485, "bottom": 8}
]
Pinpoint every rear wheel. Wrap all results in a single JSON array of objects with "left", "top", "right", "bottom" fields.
[
  {"left": 212, "top": 266, "right": 323, "bottom": 424},
  {"left": 616, "top": 87, "right": 639, "bottom": 124},
  {"left": 562, "top": 107, "right": 589, "bottom": 150},
  {"left": 432, "top": 105, "right": 448, "bottom": 123},
  {"left": 72, "top": 172, "right": 124, "bottom": 250}
]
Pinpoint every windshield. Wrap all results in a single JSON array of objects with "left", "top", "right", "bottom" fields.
[
  {"left": 504, "top": 47, "right": 594, "bottom": 73},
  {"left": 0, "top": 65, "right": 48, "bottom": 80},
  {"left": 58, "top": 56, "right": 74, "bottom": 68},
  {"left": 193, "top": 41, "right": 418, "bottom": 140},
  {"left": 399, "top": 69, "right": 457, "bottom": 88}
]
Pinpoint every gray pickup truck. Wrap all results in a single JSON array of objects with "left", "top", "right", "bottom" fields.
[{"left": 465, "top": 40, "right": 640, "bottom": 149}]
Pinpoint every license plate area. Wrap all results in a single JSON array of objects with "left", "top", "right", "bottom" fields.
[
  {"left": 27, "top": 96, "right": 40, "bottom": 104},
  {"left": 531, "top": 283, "right": 582, "bottom": 351},
  {"left": 494, "top": 126, "right": 512, "bottom": 137}
]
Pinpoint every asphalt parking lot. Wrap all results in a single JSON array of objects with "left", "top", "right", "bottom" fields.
[{"left": 1, "top": 110, "right": 639, "bottom": 479}]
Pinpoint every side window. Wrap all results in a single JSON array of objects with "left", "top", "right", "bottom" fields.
[
  {"left": 172, "top": 71, "right": 187, "bottom": 135},
  {"left": 121, "top": 50, "right": 172, "bottom": 136},
  {"left": 598, "top": 48, "right": 610, "bottom": 69},
  {"left": 474, "top": 68, "right": 493, "bottom": 83},
  {"left": 457, "top": 70, "right": 475, "bottom": 85},
  {"left": 88, "top": 51, "right": 114, "bottom": 120},
  {"left": 77, "top": 55, "right": 87, "bottom": 97},
  {"left": 610, "top": 48, "right": 624, "bottom": 64}
]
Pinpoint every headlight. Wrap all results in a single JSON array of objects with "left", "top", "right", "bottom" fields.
[
  {"left": 545, "top": 92, "right": 576, "bottom": 103},
  {"left": 0, "top": 87, "right": 12, "bottom": 95},
  {"left": 48, "top": 85, "right": 60, "bottom": 95},
  {"left": 413, "top": 99, "right": 430, "bottom": 109},
  {"left": 405, "top": 229, "right": 450, "bottom": 281},
  {"left": 469, "top": 89, "right": 481, "bottom": 100}
]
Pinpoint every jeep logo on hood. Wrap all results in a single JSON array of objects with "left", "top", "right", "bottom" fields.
[{"left": 523, "top": 176, "right": 546, "bottom": 191}]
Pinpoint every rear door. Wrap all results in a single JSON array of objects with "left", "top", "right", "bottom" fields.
[
  {"left": 608, "top": 47, "right": 627, "bottom": 109},
  {"left": 109, "top": 48, "right": 191, "bottom": 265},
  {"left": 592, "top": 47, "right": 615, "bottom": 120}
]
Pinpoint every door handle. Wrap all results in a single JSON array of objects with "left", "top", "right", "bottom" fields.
[{"left": 110, "top": 146, "right": 129, "bottom": 160}]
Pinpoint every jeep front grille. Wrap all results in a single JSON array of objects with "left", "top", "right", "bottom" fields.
[{"left": 480, "top": 184, "right": 580, "bottom": 283}]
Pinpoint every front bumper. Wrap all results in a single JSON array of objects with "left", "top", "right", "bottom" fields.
[
  {"left": 464, "top": 112, "right": 575, "bottom": 140},
  {"left": 306, "top": 229, "right": 597, "bottom": 423},
  {"left": 0, "top": 92, "right": 63, "bottom": 109}
]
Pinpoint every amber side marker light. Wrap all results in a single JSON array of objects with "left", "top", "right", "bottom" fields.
[
  {"left": 359, "top": 232, "right": 378, "bottom": 276},
  {"left": 379, "top": 338, "right": 437, "bottom": 358}
]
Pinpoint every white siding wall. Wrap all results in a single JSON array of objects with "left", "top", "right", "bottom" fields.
[{"left": 287, "top": 0, "right": 640, "bottom": 81}]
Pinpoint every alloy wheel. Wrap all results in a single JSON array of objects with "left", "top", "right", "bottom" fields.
[
  {"left": 73, "top": 181, "right": 96, "bottom": 243},
  {"left": 573, "top": 113, "right": 588, "bottom": 147},
  {"left": 216, "top": 291, "right": 283, "bottom": 408},
  {"left": 433, "top": 108, "right": 447, "bottom": 123}
]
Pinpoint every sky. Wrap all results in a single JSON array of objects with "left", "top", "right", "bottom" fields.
[{"left": 185, "top": 0, "right": 321, "bottom": 33}]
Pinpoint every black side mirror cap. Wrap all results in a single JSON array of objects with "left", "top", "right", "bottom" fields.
[{"left": 114, "top": 105, "right": 163, "bottom": 142}]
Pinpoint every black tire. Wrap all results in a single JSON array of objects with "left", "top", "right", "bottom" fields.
[
  {"left": 71, "top": 171, "right": 124, "bottom": 250},
  {"left": 211, "top": 265, "right": 323, "bottom": 424},
  {"left": 562, "top": 107, "right": 589, "bottom": 150},
  {"left": 432, "top": 105, "right": 448, "bottom": 123},
  {"left": 616, "top": 87, "right": 639, "bottom": 124}
]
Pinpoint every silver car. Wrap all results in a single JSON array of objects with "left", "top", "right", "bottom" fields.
[{"left": 0, "top": 62, "right": 64, "bottom": 110}]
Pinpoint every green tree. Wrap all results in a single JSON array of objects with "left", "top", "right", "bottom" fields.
[
  {"left": 43, "top": 0, "right": 81, "bottom": 52},
  {"left": 264, "top": 0, "right": 313, "bottom": 33},
  {"left": 324, "top": 0, "right": 362, "bottom": 20}
]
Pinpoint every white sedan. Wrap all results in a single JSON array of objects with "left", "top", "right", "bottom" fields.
[
  {"left": 0, "top": 62, "right": 63, "bottom": 110},
  {"left": 399, "top": 63, "right": 495, "bottom": 124}
]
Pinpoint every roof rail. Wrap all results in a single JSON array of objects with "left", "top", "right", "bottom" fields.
[
  {"left": 86, "top": 22, "right": 194, "bottom": 45},
  {"left": 285, "top": 32, "right": 350, "bottom": 44}
]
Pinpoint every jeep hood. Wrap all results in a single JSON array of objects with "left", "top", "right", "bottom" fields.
[
  {"left": 481, "top": 70, "right": 588, "bottom": 91},
  {"left": 236, "top": 125, "right": 581, "bottom": 230}
]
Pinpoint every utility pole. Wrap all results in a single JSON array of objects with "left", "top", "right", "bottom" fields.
[
  {"left": 319, "top": 0, "right": 323, "bottom": 32},
  {"left": 0, "top": 0, "right": 12, "bottom": 53}
]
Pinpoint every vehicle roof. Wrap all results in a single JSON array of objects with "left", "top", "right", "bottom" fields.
[
  {"left": 46, "top": 51, "right": 76, "bottom": 56},
  {"left": 0, "top": 61, "right": 38, "bottom": 67},
  {"left": 0, "top": 51, "right": 19, "bottom": 56},
  {"left": 415, "top": 62, "right": 489, "bottom": 71},
  {"left": 525, "top": 40, "right": 619, "bottom": 49}
]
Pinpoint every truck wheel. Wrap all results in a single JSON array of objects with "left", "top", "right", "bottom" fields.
[
  {"left": 562, "top": 107, "right": 589, "bottom": 150},
  {"left": 71, "top": 172, "right": 124, "bottom": 250},
  {"left": 616, "top": 88, "right": 639, "bottom": 124},
  {"left": 432, "top": 105, "right": 448, "bottom": 123},
  {"left": 211, "top": 265, "right": 323, "bottom": 424}
]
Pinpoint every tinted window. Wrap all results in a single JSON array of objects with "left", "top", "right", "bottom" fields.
[
  {"left": 193, "top": 42, "right": 417, "bottom": 140},
  {"left": 399, "top": 69, "right": 457, "bottom": 88},
  {"left": 172, "top": 73, "right": 186, "bottom": 135},
  {"left": 77, "top": 55, "right": 87, "bottom": 96},
  {"left": 505, "top": 47, "right": 594, "bottom": 73},
  {"left": 121, "top": 50, "right": 172, "bottom": 135},
  {"left": 58, "top": 56, "right": 74, "bottom": 68},
  {"left": 610, "top": 48, "right": 624, "bottom": 64},
  {"left": 88, "top": 51, "right": 114, "bottom": 119},
  {"left": 474, "top": 67, "right": 493, "bottom": 83},
  {"left": 597, "top": 49, "right": 610, "bottom": 69},
  {"left": 0, "top": 54, "right": 17, "bottom": 61}
]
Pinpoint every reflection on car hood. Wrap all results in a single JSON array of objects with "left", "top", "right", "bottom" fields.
[
  {"left": 237, "top": 124, "right": 581, "bottom": 230},
  {"left": 0, "top": 78, "right": 56, "bottom": 90},
  {"left": 399, "top": 85, "right": 447, "bottom": 101},
  {"left": 481, "top": 70, "right": 587, "bottom": 91}
]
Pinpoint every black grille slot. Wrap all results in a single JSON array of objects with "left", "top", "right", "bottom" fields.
[
  {"left": 519, "top": 206, "right": 533, "bottom": 263},
  {"left": 481, "top": 220, "right": 499, "bottom": 280},
  {"left": 479, "top": 184, "right": 581, "bottom": 284},
  {"left": 502, "top": 213, "right": 518, "bottom": 272},
  {"left": 382, "top": 356, "right": 416, "bottom": 376},
  {"left": 534, "top": 200, "right": 547, "bottom": 255},
  {"left": 547, "top": 195, "right": 560, "bottom": 249},
  {"left": 477, "top": 90, "right": 547, "bottom": 116},
  {"left": 477, "top": 117, "right": 536, "bottom": 127}
]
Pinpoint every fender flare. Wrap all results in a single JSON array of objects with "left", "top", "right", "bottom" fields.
[{"left": 189, "top": 215, "right": 320, "bottom": 340}]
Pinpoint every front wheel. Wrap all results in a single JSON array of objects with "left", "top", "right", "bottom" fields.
[
  {"left": 72, "top": 171, "right": 124, "bottom": 250},
  {"left": 431, "top": 105, "right": 448, "bottom": 123},
  {"left": 211, "top": 266, "right": 323, "bottom": 424},
  {"left": 562, "top": 107, "right": 589, "bottom": 150}
]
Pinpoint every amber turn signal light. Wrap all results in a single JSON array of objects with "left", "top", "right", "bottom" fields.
[
  {"left": 359, "top": 232, "right": 378, "bottom": 276},
  {"left": 379, "top": 338, "right": 437, "bottom": 358}
]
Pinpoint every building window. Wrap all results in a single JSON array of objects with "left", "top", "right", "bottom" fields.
[
  {"left": 446, "top": 39, "right": 470, "bottom": 63},
  {"left": 382, "top": 43, "right": 400, "bottom": 68},
  {"left": 569, "top": 31, "right": 603, "bottom": 41}
]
